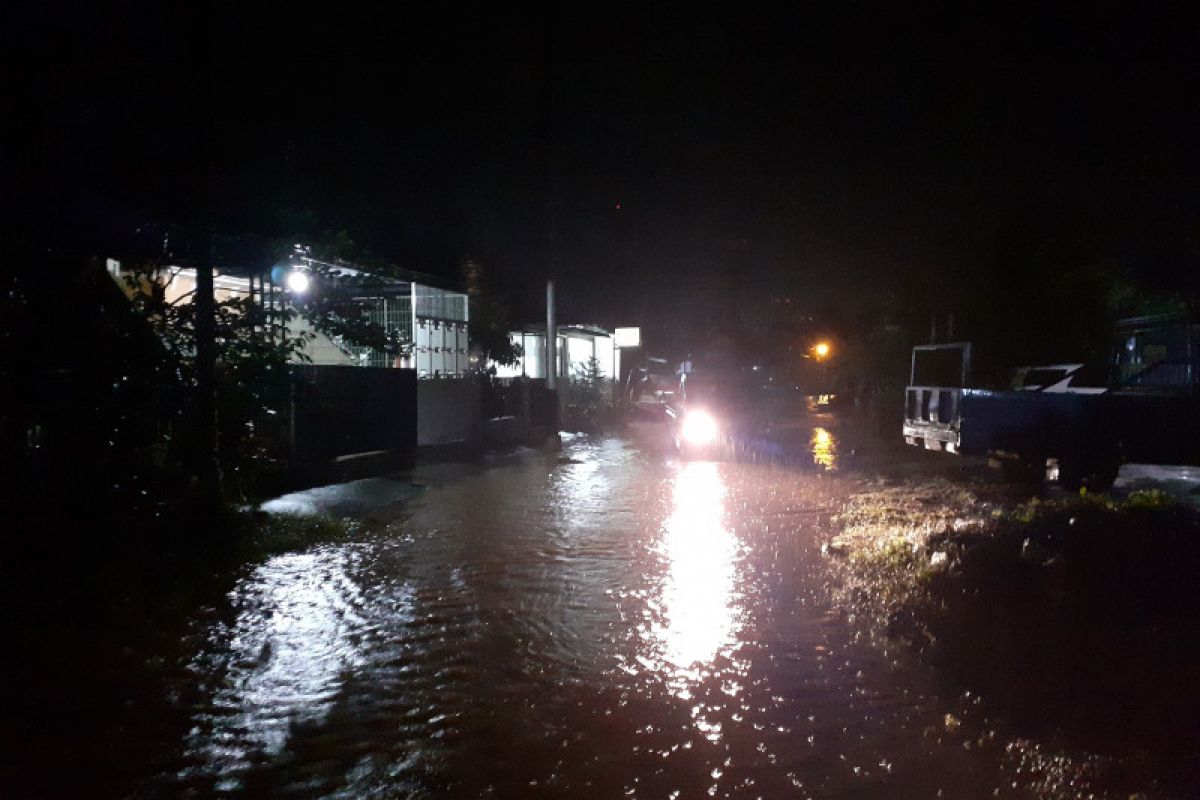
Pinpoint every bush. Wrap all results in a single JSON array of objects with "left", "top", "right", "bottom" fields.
[{"left": 563, "top": 356, "right": 613, "bottom": 432}]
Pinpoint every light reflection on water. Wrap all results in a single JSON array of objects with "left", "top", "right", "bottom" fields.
[
  {"left": 144, "top": 433, "right": 1015, "bottom": 797},
  {"left": 554, "top": 450, "right": 609, "bottom": 515},
  {"left": 182, "top": 546, "right": 395, "bottom": 786},
  {"left": 654, "top": 461, "right": 739, "bottom": 686},
  {"left": 811, "top": 426, "right": 837, "bottom": 470}
]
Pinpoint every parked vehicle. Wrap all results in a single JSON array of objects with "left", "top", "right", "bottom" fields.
[
  {"left": 1009, "top": 363, "right": 1106, "bottom": 394},
  {"left": 626, "top": 357, "right": 678, "bottom": 404},
  {"left": 903, "top": 313, "right": 1200, "bottom": 490}
]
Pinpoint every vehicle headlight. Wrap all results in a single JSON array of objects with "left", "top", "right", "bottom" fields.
[{"left": 682, "top": 409, "right": 718, "bottom": 445}]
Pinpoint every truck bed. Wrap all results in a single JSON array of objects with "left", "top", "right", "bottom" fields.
[{"left": 904, "top": 386, "right": 1097, "bottom": 457}]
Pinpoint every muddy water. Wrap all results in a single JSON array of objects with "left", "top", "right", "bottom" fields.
[{"left": 159, "top": 427, "right": 1019, "bottom": 797}]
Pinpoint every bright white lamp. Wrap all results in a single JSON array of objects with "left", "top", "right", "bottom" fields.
[{"left": 286, "top": 270, "right": 310, "bottom": 294}]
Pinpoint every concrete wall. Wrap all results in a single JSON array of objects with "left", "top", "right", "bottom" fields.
[
  {"left": 483, "top": 414, "right": 529, "bottom": 448},
  {"left": 289, "top": 365, "right": 418, "bottom": 463},
  {"left": 480, "top": 377, "right": 560, "bottom": 448},
  {"left": 417, "top": 377, "right": 483, "bottom": 446}
]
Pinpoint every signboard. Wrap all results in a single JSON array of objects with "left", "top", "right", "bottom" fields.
[{"left": 614, "top": 327, "right": 641, "bottom": 348}]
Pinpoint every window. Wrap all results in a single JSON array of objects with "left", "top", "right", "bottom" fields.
[{"left": 1114, "top": 323, "right": 1196, "bottom": 389}]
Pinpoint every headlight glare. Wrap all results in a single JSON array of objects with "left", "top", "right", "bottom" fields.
[{"left": 682, "top": 409, "right": 718, "bottom": 445}]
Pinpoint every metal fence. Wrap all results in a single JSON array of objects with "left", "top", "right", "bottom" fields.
[
  {"left": 414, "top": 285, "right": 468, "bottom": 322},
  {"left": 343, "top": 296, "right": 414, "bottom": 367}
]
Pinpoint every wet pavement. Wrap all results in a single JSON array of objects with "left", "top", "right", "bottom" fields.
[{"left": 109, "top": 420, "right": 1026, "bottom": 798}]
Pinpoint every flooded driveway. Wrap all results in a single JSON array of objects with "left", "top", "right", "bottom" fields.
[{"left": 139, "top": 422, "right": 1026, "bottom": 797}]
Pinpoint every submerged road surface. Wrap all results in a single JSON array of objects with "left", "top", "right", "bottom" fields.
[{"left": 163, "top": 424, "right": 1021, "bottom": 797}]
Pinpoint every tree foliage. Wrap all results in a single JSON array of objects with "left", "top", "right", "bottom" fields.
[
  {"left": 565, "top": 355, "right": 611, "bottom": 429},
  {"left": 462, "top": 259, "right": 522, "bottom": 370},
  {"left": 120, "top": 247, "right": 392, "bottom": 500}
]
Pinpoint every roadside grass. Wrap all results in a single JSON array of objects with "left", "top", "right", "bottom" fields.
[
  {"left": 826, "top": 479, "right": 1200, "bottom": 798},
  {"left": 3, "top": 505, "right": 367, "bottom": 620},
  {"left": 232, "top": 510, "right": 362, "bottom": 562},
  {"left": 825, "top": 479, "right": 996, "bottom": 645}
]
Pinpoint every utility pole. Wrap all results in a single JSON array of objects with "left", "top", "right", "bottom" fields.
[
  {"left": 193, "top": 239, "right": 223, "bottom": 513},
  {"left": 546, "top": 278, "right": 557, "bottom": 390},
  {"left": 545, "top": 278, "right": 561, "bottom": 436},
  {"left": 190, "top": 12, "right": 223, "bottom": 514}
]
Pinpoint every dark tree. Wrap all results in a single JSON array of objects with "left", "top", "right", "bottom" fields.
[{"left": 462, "top": 258, "right": 522, "bottom": 370}]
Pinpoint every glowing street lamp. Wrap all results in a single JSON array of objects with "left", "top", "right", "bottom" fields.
[
  {"left": 285, "top": 269, "right": 310, "bottom": 294},
  {"left": 813, "top": 341, "right": 831, "bottom": 360}
]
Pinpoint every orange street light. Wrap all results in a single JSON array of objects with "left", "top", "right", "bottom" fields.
[{"left": 814, "top": 341, "right": 831, "bottom": 359}]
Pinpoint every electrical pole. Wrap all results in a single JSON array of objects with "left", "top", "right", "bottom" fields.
[
  {"left": 190, "top": 12, "right": 223, "bottom": 514},
  {"left": 546, "top": 278, "right": 557, "bottom": 390},
  {"left": 193, "top": 255, "right": 222, "bottom": 512}
]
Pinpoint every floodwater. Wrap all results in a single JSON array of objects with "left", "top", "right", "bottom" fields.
[
  {"left": 6, "top": 420, "right": 1031, "bottom": 797},
  {"left": 126, "top": 422, "right": 1025, "bottom": 798}
]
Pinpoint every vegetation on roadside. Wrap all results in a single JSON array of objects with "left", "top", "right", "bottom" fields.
[
  {"left": 233, "top": 511, "right": 362, "bottom": 562},
  {"left": 462, "top": 258, "right": 523, "bottom": 370},
  {"left": 563, "top": 355, "right": 616, "bottom": 433},
  {"left": 118, "top": 249, "right": 394, "bottom": 507},
  {"left": 4, "top": 506, "right": 364, "bottom": 622},
  {"left": 825, "top": 479, "right": 1200, "bottom": 798},
  {"left": 227, "top": 510, "right": 359, "bottom": 564}
]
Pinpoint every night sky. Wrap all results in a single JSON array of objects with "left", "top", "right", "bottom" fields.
[{"left": 11, "top": 6, "right": 1200, "bottom": 339}]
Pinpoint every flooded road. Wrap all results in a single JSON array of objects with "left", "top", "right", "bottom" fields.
[{"left": 140, "top": 423, "right": 1027, "bottom": 797}]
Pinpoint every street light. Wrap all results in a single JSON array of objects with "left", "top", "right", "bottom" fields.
[
  {"left": 286, "top": 269, "right": 310, "bottom": 294},
  {"left": 814, "top": 341, "right": 831, "bottom": 360}
]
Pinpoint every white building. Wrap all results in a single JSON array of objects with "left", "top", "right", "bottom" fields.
[
  {"left": 494, "top": 324, "right": 619, "bottom": 384},
  {"left": 107, "top": 257, "right": 471, "bottom": 378}
]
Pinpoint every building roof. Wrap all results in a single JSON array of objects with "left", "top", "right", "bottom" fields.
[
  {"left": 288, "top": 247, "right": 464, "bottom": 294},
  {"left": 513, "top": 323, "right": 613, "bottom": 338}
]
